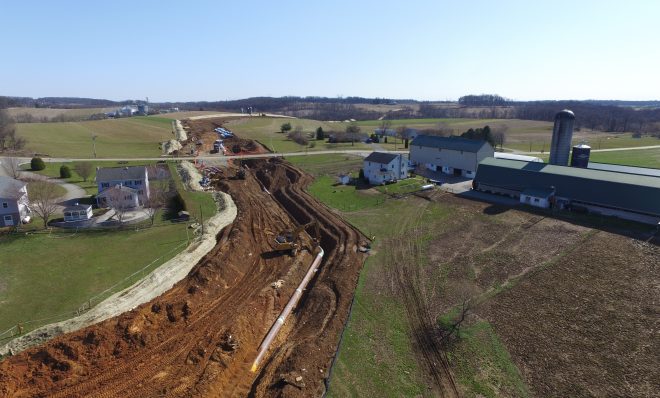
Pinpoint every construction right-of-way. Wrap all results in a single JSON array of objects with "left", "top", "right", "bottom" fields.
[{"left": 0, "top": 158, "right": 368, "bottom": 397}]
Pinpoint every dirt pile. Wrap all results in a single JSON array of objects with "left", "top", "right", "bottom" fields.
[{"left": 0, "top": 159, "right": 366, "bottom": 397}]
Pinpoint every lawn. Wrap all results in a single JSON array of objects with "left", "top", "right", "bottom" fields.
[
  {"left": 287, "top": 153, "right": 363, "bottom": 176},
  {"left": 24, "top": 160, "right": 159, "bottom": 195},
  {"left": 167, "top": 162, "right": 217, "bottom": 222},
  {"left": 0, "top": 223, "right": 190, "bottom": 337},
  {"left": 306, "top": 176, "right": 386, "bottom": 212},
  {"left": 16, "top": 116, "right": 174, "bottom": 158}
]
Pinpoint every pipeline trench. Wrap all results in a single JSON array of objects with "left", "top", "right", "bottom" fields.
[{"left": 0, "top": 158, "right": 368, "bottom": 398}]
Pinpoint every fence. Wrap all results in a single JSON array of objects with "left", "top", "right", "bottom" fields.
[{"left": 0, "top": 235, "right": 193, "bottom": 343}]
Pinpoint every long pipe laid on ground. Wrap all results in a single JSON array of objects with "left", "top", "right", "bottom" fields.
[{"left": 251, "top": 246, "right": 325, "bottom": 372}]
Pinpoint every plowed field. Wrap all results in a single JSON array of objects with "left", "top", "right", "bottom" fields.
[{"left": 0, "top": 159, "right": 367, "bottom": 397}]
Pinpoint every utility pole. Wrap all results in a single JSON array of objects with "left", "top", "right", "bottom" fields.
[
  {"left": 199, "top": 204, "right": 204, "bottom": 236},
  {"left": 92, "top": 135, "right": 98, "bottom": 158}
]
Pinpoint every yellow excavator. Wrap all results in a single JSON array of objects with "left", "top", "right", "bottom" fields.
[{"left": 273, "top": 220, "right": 320, "bottom": 256}]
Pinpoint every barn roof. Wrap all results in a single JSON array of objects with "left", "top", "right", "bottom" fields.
[
  {"left": 411, "top": 135, "right": 490, "bottom": 152},
  {"left": 474, "top": 158, "right": 660, "bottom": 216}
]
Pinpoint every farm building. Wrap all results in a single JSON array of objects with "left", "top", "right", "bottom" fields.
[
  {"left": 0, "top": 176, "right": 31, "bottom": 227},
  {"left": 374, "top": 128, "right": 419, "bottom": 142},
  {"left": 63, "top": 204, "right": 93, "bottom": 222},
  {"left": 409, "top": 135, "right": 494, "bottom": 178},
  {"left": 494, "top": 152, "right": 543, "bottom": 163},
  {"left": 337, "top": 174, "right": 351, "bottom": 185},
  {"left": 363, "top": 152, "right": 408, "bottom": 185},
  {"left": 473, "top": 157, "right": 660, "bottom": 224},
  {"left": 96, "top": 166, "right": 150, "bottom": 207}
]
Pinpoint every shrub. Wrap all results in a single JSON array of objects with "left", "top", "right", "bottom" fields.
[
  {"left": 30, "top": 157, "right": 46, "bottom": 171},
  {"left": 359, "top": 168, "right": 365, "bottom": 181},
  {"left": 59, "top": 165, "right": 72, "bottom": 178}
]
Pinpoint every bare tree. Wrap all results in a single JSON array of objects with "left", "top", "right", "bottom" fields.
[
  {"left": 439, "top": 283, "right": 478, "bottom": 343},
  {"left": 0, "top": 108, "right": 26, "bottom": 152},
  {"left": 345, "top": 123, "right": 361, "bottom": 146},
  {"left": 28, "top": 179, "right": 60, "bottom": 229},
  {"left": 1, "top": 157, "right": 22, "bottom": 179},
  {"left": 105, "top": 186, "right": 131, "bottom": 226},
  {"left": 492, "top": 124, "right": 508, "bottom": 150},
  {"left": 73, "top": 162, "right": 93, "bottom": 182},
  {"left": 143, "top": 184, "right": 169, "bottom": 226}
]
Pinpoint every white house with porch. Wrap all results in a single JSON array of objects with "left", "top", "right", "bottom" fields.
[
  {"left": 96, "top": 166, "right": 149, "bottom": 208},
  {"left": 363, "top": 152, "right": 408, "bottom": 185}
]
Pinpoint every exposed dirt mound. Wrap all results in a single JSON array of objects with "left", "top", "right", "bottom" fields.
[{"left": 0, "top": 159, "right": 367, "bottom": 397}]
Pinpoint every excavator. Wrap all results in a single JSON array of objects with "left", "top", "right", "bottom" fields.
[{"left": 273, "top": 220, "right": 320, "bottom": 256}]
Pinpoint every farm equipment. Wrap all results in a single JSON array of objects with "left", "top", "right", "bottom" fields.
[{"left": 273, "top": 220, "right": 320, "bottom": 256}]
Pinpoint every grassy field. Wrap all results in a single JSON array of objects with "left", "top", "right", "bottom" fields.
[
  {"left": 6, "top": 107, "right": 114, "bottom": 121},
  {"left": 588, "top": 148, "right": 660, "bottom": 168},
  {"left": 16, "top": 116, "right": 174, "bottom": 158},
  {"left": 292, "top": 153, "right": 656, "bottom": 397},
  {"left": 0, "top": 223, "right": 190, "bottom": 336},
  {"left": 287, "top": 153, "right": 363, "bottom": 175}
]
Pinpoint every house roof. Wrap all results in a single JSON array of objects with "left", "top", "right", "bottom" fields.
[
  {"left": 0, "top": 176, "right": 26, "bottom": 197},
  {"left": 411, "top": 135, "right": 490, "bottom": 152},
  {"left": 97, "top": 166, "right": 147, "bottom": 182},
  {"left": 474, "top": 158, "right": 660, "bottom": 216},
  {"left": 63, "top": 204, "right": 92, "bottom": 211},
  {"left": 364, "top": 152, "right": 399, "bottom": 164},
  {"left": 96, "top": 184, "right": 138, "bottom": 197}
]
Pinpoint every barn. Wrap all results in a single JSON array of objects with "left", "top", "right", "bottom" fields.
[
  {"left": 473, "top": 157, "right": 660, "bottom": 224},
  {"left": 409, "top": 135, "right": 494, "bottom": 178}
]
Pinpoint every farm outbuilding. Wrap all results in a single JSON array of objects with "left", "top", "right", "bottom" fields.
[
  {"left": 473, "top": 158, "right": 660, "bottom": 224},
  {"left": 409, "top": 135, "right": 494, "bottom": 178}
]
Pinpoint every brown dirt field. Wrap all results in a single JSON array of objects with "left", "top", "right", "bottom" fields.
[
  {"left": 481, "top": 232, "right": 659, "bottom": 397},
  {"left": 0, "top": 159, "right": 367, "bottom": 397},
  {"left": 182, "top": 118, "right": 268, "bottom": 156}
]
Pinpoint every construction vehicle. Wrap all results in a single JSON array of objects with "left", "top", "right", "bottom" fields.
[{"left": 273, "top": 220, "right": 320, "bottom": 256}]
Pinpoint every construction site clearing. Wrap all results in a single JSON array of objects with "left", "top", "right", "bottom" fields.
[
  {"left": 181, "top": 117, "right": 269, "bottom": 157},
  {"left": 0, "top": 158, "right": 368, "bottom": 397}
]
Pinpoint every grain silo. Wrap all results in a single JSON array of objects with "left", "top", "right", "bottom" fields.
[
  {"left": 570, "top": 143, "right": 591, "bottom": 168},
  {"left": 549, "top": 109, "right": 575, "bottom": 166}
]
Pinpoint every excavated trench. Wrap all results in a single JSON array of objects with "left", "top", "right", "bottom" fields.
[{"left": 0, "top": 159, "right": 366, "bottom": 398}]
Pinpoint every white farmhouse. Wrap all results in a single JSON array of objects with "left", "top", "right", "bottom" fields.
[{"left": 363, "top": 152, "right": 408, "bottom": 185}]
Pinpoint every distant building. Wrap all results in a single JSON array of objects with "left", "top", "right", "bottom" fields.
[
  {"left": 473, "top": 158, "right": 660, "bottom": 224},
  {"left": 363, "top": 152, "right": 408, "bottom": 185},
  {"left": 337, "top": 174, "right": 351, "bottom": 185},
  {"left": 0, "top": 177, "right": 30, "bottom": 227},
  {"left": 494, "top": 152, "right": 543, "bottom": 163},
  {"left": 63, "top": 204, "right": 93, "bottom": 222},
  {"left": 409, "top": 135, "right": 494, "bottom": 178},
  {"left": 96, "top": 166, "right": 149, "bottom": 208}
]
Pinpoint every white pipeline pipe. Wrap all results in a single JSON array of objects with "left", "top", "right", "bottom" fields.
[{"left": 251, "top": 247, "right": 325, "bottom": 372}]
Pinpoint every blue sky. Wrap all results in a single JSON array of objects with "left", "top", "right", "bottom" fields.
[{"left": 2, "top": 0, "right": 659, "bottom": 102}]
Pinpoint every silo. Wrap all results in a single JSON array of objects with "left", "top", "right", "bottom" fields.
[
  {"left": 549, "top": 109, "right": 575, "bottom": 166},
  {"left": 570, "top": 143, "right": 591, "bottom": 168}
]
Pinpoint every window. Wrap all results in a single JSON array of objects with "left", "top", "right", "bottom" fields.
[
  {"left": 138, "top": 190, "right": 144, "bottom": 195},
  {"left": 2, "top": 202, "right": 7, "bottom": 208},
  {"left": 64, "top": 212, "right": 71, "bottom": 217},
  {"left": 101, "top": 183, "right": 109, "bottom": 188},
  {"left": 134, "top": 180, "right": 142, "bottom": 185},
  {"left": 125, "top": 195, "right": 132, "bottom": 200},
  {"left": 534, "top": 198, "right": 539, "bottom": 203},
  {"left": 4, "top": 215, "right": 11, "bottom": 221}
]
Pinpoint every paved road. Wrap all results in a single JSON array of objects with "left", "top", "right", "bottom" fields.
[{"left": 1, "top": 149, "right": 408, "bottom": 164}]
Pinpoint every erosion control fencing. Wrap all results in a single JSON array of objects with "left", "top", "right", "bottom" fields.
[{"left": 251, "top": 247, "right": 325, "bottom": 372}]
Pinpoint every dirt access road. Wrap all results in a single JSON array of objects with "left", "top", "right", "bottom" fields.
[{"left": 0, "top": 159, "right": 368, "bottom": 397}]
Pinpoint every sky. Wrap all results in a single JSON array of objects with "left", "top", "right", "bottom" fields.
[{"left": 2, "top": 0, "right": 659, "bottom": 102}]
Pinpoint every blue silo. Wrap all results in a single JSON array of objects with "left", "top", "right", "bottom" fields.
[{"left": 570, "top": 143, "right": 591, "bottom": 168}]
